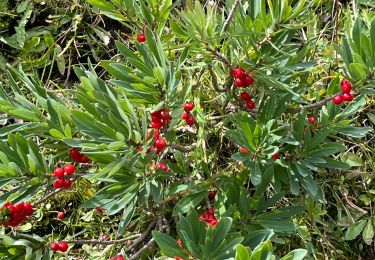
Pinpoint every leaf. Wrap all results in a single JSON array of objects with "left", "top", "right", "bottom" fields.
[
  {"left": 280, "top": 249, "right": 307, "bottom": 260},
  {"left": 362, "top": 218, "right": 374, "bottom": 245},
  {"left": 152, "top": 231, "right": 189, "bottom": 258},
  {"left": 251, "top": 161, "right": 262, "bottom": 186},
  {"left": 345, "top": 219, "right": 367, "bottom": 240},
  {"left": 15, "top": 7, "right": 33, "bottom": 48},
  {"left": 348, "top": 63, "right": 367, "bottom": 81},
  {"left": 173, "top": 191, "right": 208, "bottom": 216},
  {"left": 250, "top": 241, "right": 273, "bottom": 260},
  {"left": 235, "top": 244, "right": 251, "bottom": 260}
]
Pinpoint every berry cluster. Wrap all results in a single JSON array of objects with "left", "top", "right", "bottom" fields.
[
  {"left": 156, "top": 162, "right": 168, "bottom": 172},
  {"left": 240, "top": 91, "right": 256, "bottom": 110},
  {"left": 181, "top": 101, "right": 195, "bottom": 126},
  {"left": 332, "top": 78, "right": 354, "bottom": 105},
  {"left": 232, "top": 67, "right": 254, "bottom": 88},
  {"left": 110, "top": 256, "right": 125, "bottom": 260},
  {"left": 0, "top": 201, "right": 33, "bottom": 227},
  {"left": 50, "top": 242, "right": 69, "bottom": 252},
  {"left": 199, "top": 208, "right": 218, "bottom": 228},
  {"left": 52, "top": 164, "right": 75, "bottom": 189},
  {"left": 69, "top": 148, "right": 90, "bottom": 163},
  {"left": 151, "top": 108, "right": 171, "bottom": 129}
]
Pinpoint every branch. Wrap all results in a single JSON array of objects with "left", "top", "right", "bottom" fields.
[
  {"left": 290, "top": 94, "right": 336, "bottom": 113},
  {"left": 128, "top": 238, "right": 155, "bottom": 260},
  {"left": 170, "top": 142, "right": 196, "bottom": 153},
  {"left": 222, "top": 0, "right": 241, "bottom": 33},
  {"left": 206, "top": 47, "right": 232, "bottom": 70},
  {"left": 60, "top": 234, "right": 141, "bottom": 245},
  {"left": 124, "top": 219, "right": 157, "bottom": 253},
  {"left": 33, "top": 188, "right": 64, "bottom": 206}
]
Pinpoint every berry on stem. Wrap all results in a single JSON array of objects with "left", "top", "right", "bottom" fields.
[
  {"left": 272, "top": 153, "right": 280, "bottom": 159},
  {"left": 58, "top": 242, "right": 69, "bottom": 252},
  {"left": 232, "top": 67, "right": 245, "bottom": 79},
  {"left": 332, "top": 94, "right": 344, "bottom": 105},
  {"left": 239, "top": 147, "right": 249, "bottom": 153},
  {"left": 246, "top": 100, "right": 256, "bottom": 110},
  {"left": 54, "top": 168, "right": 64, "bottom": 179},
  {"left": 57, "top": 212, "right": 64, "bottom": 220},
  {"left": 155, "top": 138, "right": 167, "bottom": 150},
  {"left": 80, "top": 154, "right": 90, "bottom": 163},
  {"left": 342, "top": 92, "right": 354, "bottom": 102},
  {"left": 185, "top": 114, "right": 196, "bottom": 126},
  {"left": 64, "top": 164, "right": 75, "bottom": 175},
  {"left": 69, "top": 148, "right": 81, "bottom": 162},
  {"left": 184, "top": 101, "right": 195, "bottom": 112},
  {"left": 240, "top": 92, "right": 251, "bottom": 101},
  {"left": 137, "top": 34, "right": 146, "bottom": 43},
  {"left": 156, "top": 162, "right": 168, "bottom": 172},
  {"left": 50, "top": 242, "right": 59, "bottom": 251},
  {"left": 235, "top": 78, "right": 246, "bottom": 87},
  {"left": 244, "top": 75, "right": 254, "bottom": 86},
  {"left": 341, "top": 79, "right": 352, "bottom": 93},
  {"left": 307, "top": 117, "right": 315, "bottom": 124},
  {"left": 181, "top": 111, "right": 189, "bottom": 120}
]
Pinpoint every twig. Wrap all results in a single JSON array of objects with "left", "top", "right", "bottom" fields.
[
  {"left": 124, "top": 219, "right": 157, "bottom": 253},
  {"left": 291, "top": 94, "right": 336, "bottom": 113},
  {"left": 33, "top": 188, "right": 63, "bottom": 206},
  {"left": 206, "top": 47, "right": 232, "bottom": 69},
  {"left": 170, "top": 142, "right": 196, "bottom": 153},
  {"left": 128, "top": 238, "right": 155, "bottom": 260},
  {"left": 162, "top": 216, "right": 171, "bottom": 234},
  {"left": 60, "top": 234, "right": 141, "bottom": 245},
  {"left": 221, "top": 0, "right": 241, "bottom": 33}
]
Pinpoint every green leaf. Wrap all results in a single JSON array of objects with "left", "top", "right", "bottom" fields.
[
  {"left": 363, "top": 218, "right": 374, "bottom": 245},
  {"left": 250, "top": 241, "right": 273, "bottom": 260},
  {"left": 251, "top": 161, "right": 262, "bottom": 186},
  {"left": 235, "top": 244, "right": 251, "bottom": 260},
  {"left": 152, "top": 231, "right": 189, "bottom": 258},
  {"left": 345, "top": 219, "right": 367, "bottom": 240},
  {"left": 280, "top": 249, "right": 308, "bottom": 260},
  {"left": 49, "top": 129, "right": 65, "bottom": 139},
  {"left": 348, "top": 63, "right": 367, "bottom": 81}
]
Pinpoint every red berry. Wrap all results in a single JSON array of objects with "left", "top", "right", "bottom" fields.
[
  {"left": 239, "top": 147, "right": 249, "bottom": 153},
  {"left": 208, "top": 190, "right": 217, "bottom": 200},
  {"left": 137, "top": 34, "right": 146, "bottom": 43},
  {"left": 58, "top": 242, "right": 69, "bottom": 252},
  {"left": 185, "top": 114, "right": 196, "bottom": 126},
  {"left": 177, "top": 239, "right": 182, "bottom": 248},
  {"left": 53, "top": 180, "right": 62, "bottom": 189},
  {"left": 69, "top": 148, "right": 81, "bottom": 162},
  {"left": 24, "top": 202, "right": 33, "bottom": 216},
  {"left": 207, "top": 218, "right": 218, "bottom": 227},
  {"left": 232, "top": 67, "right": 245, "bottom": 79},
  {"left": 342, "top": 92, "right": 354, "bottom": 102},
  {"left": 14, "top": 202, "right": 25, "bottom": 213},
  {"left": 175, "top": 257, "right": 184, "bottom": 260},
  {"left": 272, "top": 153, "right": 280, "bottom": 159},
  {"left": 151, "top": 121, "right": 163, "bottom": 129},
  {"left": 54, "top": 168, "right": 64, "bottom": 179},
  {"left": 115, "top": 256, "right": 125, "bottom": 260},
  {"left": 181, "top": 111, "right": 189, "bottom": 120},
  {"left": 244, "top": 75, "right": 254, "bottom": 86},
  {"left": 155, "top": 138, "right": 167, "bottom": 149},
  {"left": 63, "top": 179, "right": 72, "bottom": 189},
  {"left": 332, "top": 94, "right": 344, "bottom": 105},
  {"left": 102, "top": 234, "right": 109, "bottom": 241},
  {"left": 57, "top": 212, "right": 64, "bottom": 220},
  {"left": 160, "top": 109, "right": 170, "bottom": 120},
  {"left": 235, "top": 78, "right": 246, "bottom": 87},
  {"left": 136, "top": 147, "right": 142, "bottom": 153},
  {"left": 307, "top": 117, "right": 315, "bottom": 124},
  {"left": 156, "top": 162, "right": 168, "bottom": 172},
  {"left": 246, "top": 100, "right": 256, "bottom": 110},
  {"left": 50, "top": 242, "right": 59, "bottom": 251},
  {"left": 79, "top": 154, "right": 90, "bottom": 163},
  {"left": 240, "top": 92, "right": 251, "bottom": 101},
  {"left": 151, "top": 109, "right": 162, "bottom": 117},
  {"left": 64, "top": 164, "right": 75, "bottom": 175},
  {"left": 341, "top": 79, "right": 352, "bottom": 93},
  {"left": 184, "top": 101, "right": 195, "bottom": 112}
]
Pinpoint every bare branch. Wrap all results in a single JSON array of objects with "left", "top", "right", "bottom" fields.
[
  {"left": 206, "top": 47, "right": 232, "bottom": 70},
  {"left": 290, "top": 94, "right": 336, "bottom": 113},
  {"left": 125, "top": 219, "right": 157, "bottom": 253},
  {"left": 170, "top": 142, "right": 196, "bottom": 153},
  {"left": 129, "top": 238, "right": 155, "bottom": 260},
  {"left": 222, "top": 0, "right": 241, "bottom": 33},
  {"left": 33, "top": 188, "right": 63, "bottom": 206},
  {"left": 60, "top": 234, "right": 141, "bottom": 245}
]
